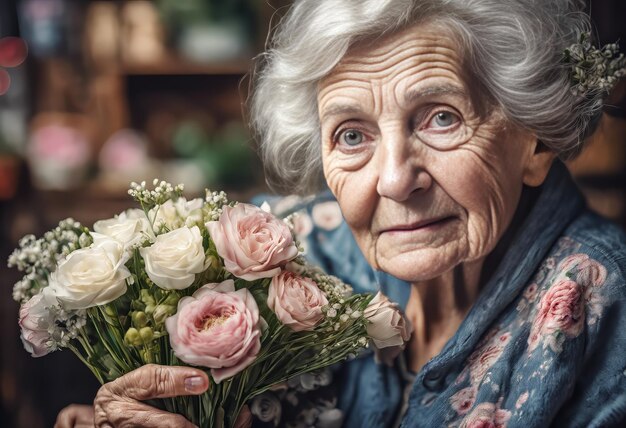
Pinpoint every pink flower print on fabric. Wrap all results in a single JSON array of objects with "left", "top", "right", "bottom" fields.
[
  {"left": 311, "top": 201, "right": 343, "bottom": 231},
  {"left": 523, "top": 283, "right": 539, "bottom": 302},
  {"left": 459, "top": 402, "right": 511, "bottom": 428},
  {"left": 451, "top": 387, "right": 478, "bottom": 415},
  {"left": 576, "top": 258, "right": 607, "bottom": 287},
  {"left": 467, "top": 333, "right": 511, "bottom": 385},
  {"left": 515, "top": 391, "right": 529, "bottom": 410},
  {"left": 557, "top": 254, "right": 607, "bottom": 287},
  {"left": 584, "top": 286, "right": 605, "bottom": 326},
  {"left": 527, "top": 278, "right": 585, "bottom": 353}
]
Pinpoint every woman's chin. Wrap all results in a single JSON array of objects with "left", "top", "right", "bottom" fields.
[{"left": 376, "top": 251, "right": 463, "bottom": 283}]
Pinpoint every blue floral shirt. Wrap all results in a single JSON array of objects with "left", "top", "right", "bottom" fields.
[{"left": 254, "top": 161, "right": 626, "bottom": 428}]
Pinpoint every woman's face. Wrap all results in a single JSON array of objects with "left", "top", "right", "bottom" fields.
[{"left": 318, "top": 23, "right": 552, "bottom": 282}]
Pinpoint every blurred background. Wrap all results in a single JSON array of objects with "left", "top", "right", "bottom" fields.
[{"left": 0, "top": 0, "right": 624, "bottom": 427}]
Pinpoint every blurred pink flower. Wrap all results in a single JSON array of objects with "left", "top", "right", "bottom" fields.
[
  {"left": 165, "top": 280, "right": 263, "bottom": 383},
  {"left": 206, "top": 203, "right": 298, "bottom": 281},
  {"left": 268, "top": 271, "right": 328, "bottom": 332}
]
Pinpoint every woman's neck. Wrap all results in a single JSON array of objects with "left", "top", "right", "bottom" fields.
[
  {"left": 404, "top": 185, "right": 541, "bottom": 373},
  {"left": 405, "top": 259, "right": 485, "bottom": 373}
]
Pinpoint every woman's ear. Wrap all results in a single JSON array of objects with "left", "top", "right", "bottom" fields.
[{"left": 522, "top": 139, "right": 556, "bottom": 187}]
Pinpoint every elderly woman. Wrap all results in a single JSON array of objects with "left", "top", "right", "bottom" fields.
[{"left": 56, "top": 0, "right": 626, "bottom": 427}]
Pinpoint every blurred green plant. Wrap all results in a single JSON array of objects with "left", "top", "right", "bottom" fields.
[
  {"left": 156, "top": 0, "right": 259, "bottom": 41},
  {"left": 172, "top": 121, "right": 259, "bottom": 188}
]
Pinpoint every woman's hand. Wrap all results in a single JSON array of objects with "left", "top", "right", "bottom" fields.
[
  {"left": 91, "top": 364, "right": 251, "bottom": 428},
  {"left": 55, "top": 404, "right": 94, "bottom": 428}
]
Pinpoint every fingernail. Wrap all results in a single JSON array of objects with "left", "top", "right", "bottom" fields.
[{"left": 184, "top": 376, "right": 206, "bottom": 393}]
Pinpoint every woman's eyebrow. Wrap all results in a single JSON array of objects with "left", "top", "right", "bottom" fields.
[
  {"left": 320, "top": 104, "right": 363, "bottom": 122},
  {"left": 403, "top": 84, "right": 466, "bottom": 105}
]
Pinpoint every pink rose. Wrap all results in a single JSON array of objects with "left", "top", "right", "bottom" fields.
[
  {"left": 19, "top": 292, "right": 53, "bottom": 357},
  {"left": 450, "top": 387, "right": 477, "bottom": 415},
  {"left": 268, "top": 271, "right": 328, "bottom": 332},
  {"left": 460, "top": 403, "right": 511, "bottom": 428},
  {"left": 527, "top": 279, "right": 584, "bottom": 352},
  {"left": 364, "top": 292, "right": 412, "bottom": 365},
  {"left": 206, "top": 203, "right": 298, "bottom": 281},
  {"left": 165, "top": 280, "right": 263, "bottom": 383}
]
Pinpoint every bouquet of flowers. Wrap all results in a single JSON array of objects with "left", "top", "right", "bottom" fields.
[{"left": 9, "top": 180, "right": 410, "bottom": 427}]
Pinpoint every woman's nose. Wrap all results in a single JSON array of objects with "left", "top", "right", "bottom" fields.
[{"left": 375, "top": 133, "right": 432, "bottom": 201}]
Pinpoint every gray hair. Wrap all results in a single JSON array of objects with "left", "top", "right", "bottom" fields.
[{"left": 249, "top": 0, "right": 601, "bottom": 195}]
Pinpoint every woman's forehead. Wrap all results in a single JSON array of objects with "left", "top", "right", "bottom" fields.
[{"left": 318, "top": 24, "right": 468, "bottom": 114}]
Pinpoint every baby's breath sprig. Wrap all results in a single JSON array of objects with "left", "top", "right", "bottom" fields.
[
  {"left": 564, "top": 31, "right": 626, "bottom": 97},
  {"left": 128, "top": 179, "right": 185, "bottom": 212},
  {"left": 8, "top": 218, "right": 87, "bottom": 303},
  {"left": 204, "top": 189, "right": 230, "bottom": 221},
  {"left": 47, "top": 305, "right": 88, "bottom": 350}
]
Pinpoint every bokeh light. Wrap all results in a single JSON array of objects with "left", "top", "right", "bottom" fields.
[
  {"left": 0, "top": 68, "right": 11, "bottom": 95},
  {"left": 0, "top": 37, "right": 28, "bottom": 68}
]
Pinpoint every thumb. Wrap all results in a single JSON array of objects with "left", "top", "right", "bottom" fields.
[{"left": 110, "top": 364, "right": 209, "bottom": 401}]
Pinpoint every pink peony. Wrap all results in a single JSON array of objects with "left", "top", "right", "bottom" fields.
[
  {"left": 206, "top": 203, "right": 298, "bottom": 281},
  {"left": 165, "top": 280, "right": 263, "bottom": 383},
  {"left": 527, "top": 279, "right": 585, "bottom": 352},
  {"left": 19, "top": 292, "right": 53, "bottom": 357},
  {"left": 268, "top": 271, "right": 328, "bottom": 332},
  {"left": 460, "top": 402, "right": 511, "bottom": 428}
]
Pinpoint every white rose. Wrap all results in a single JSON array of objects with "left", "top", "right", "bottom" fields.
[
  {"left": 149, "top": 198, "right": 204, "bottom": 229},
  {"left": 140, "top": 225, "right": 205, "bottom": 290},
  {"left": 49, "top": 237, "right": 131, "bottom": 309},
  {"left": 174, "top": 197, "right": 204, "bottom": 227},
  {"left": 364, "top": 292, "right": 412, "bottom": 365},
  {"left": 93, "top": 208, "right": 154, "bottom": 249}
]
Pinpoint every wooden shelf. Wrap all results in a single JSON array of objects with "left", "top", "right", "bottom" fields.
[{"left": 120, "top": 56, "right": 252, "bottom": 76}]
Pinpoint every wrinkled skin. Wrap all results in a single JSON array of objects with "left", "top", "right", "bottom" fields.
[
  {"left": 318, "top": 21, "right": 554, "bottom": 371},
  {"left": 55, "top": 365, "right": 251, "bottom": 428},
  {"left": 318, "top": 22, "right": 554, "bottom": 283}
]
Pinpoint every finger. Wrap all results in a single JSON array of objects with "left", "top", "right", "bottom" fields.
[
  {"left": 94, "top": 399, "right": 197, "bottom": 428},
  {"left": 107, "top": 364, "right": 209, "bottom": 401},
  {"left": 55, "top": 404, "right": 95, "bottom": 428},
  {"left": 234, "top": 405, "right": 252, "bottom": 428}
]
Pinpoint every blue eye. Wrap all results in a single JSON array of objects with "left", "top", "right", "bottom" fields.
[
  {"left": 341, "top": 129, "right": 364, "bottom": 146},
  {"left": 433, "top": 111, "right": 458, "bottom": 127}
]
